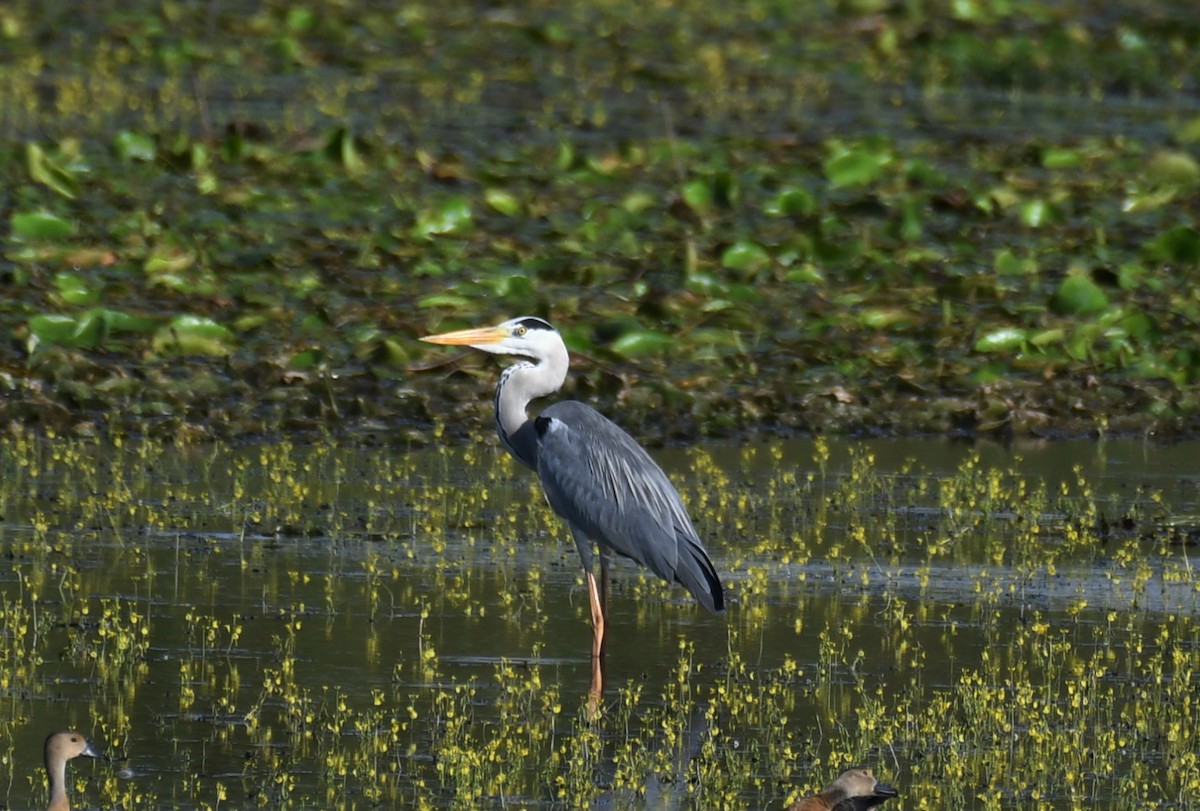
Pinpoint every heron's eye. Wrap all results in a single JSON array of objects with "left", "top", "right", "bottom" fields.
[{"left": 516, "top": 326, "right": 526, "bottom": 336}]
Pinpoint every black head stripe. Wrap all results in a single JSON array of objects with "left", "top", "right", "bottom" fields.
[{"left": 515, "top": 316, "right": 554, "bottom": 331}]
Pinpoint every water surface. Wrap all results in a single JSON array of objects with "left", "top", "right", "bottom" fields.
[{"left": 0, "top": 435, "right": 1197, "bottom": 809}]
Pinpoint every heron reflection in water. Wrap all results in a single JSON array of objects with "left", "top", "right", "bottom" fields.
[{"left": 422, "top": 316, "right": 726, "bottom": 700}]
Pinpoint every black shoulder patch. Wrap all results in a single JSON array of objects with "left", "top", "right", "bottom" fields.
[
  {"left": 534, "top": 415, "right": 552, "bottom": 437},
  {"left": 516, "top": 316, "right": 554, "bottom": 331}
]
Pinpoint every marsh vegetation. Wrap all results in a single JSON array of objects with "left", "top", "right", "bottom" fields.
[
  {"left": 3, "top": 1, "right": 1200, "bottom": 807},
  {"left": 1, "top": 432, "right": 1197, "bottom": 809},
  {"left": 2, "top": 0, "right": 1199, "bottom": 440}
]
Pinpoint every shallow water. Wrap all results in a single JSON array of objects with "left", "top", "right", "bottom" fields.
[{"left": 0, "top": 434, "right": 1197, "bottom": 809}]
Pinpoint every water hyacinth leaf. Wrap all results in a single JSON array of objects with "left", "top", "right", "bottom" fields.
[
  {"left": 152, "top": 315, "right": 234, "bottom": 356},
  {"left": 28, "top": 314, "right": 80, "bottom": 346},
  {"left": 1122, "top": 187, "right": 1176, "bottom": 214},
  {"left": 1117, "top": 311, "right": 1160, "bottom": 342},
  {"left": 71, "top": 308, "right": 111, "bottom": 348},
  {"left": 1018, "top": 199, "right": 1051, "bottom": 227},
  {"left": 859, "top": 308, "right": 910, "bottom": 330},
  {"left": 416, "top": 196, "right": 473, "bottom": 236},
  {"left": 785, "top": 264, "right": 826, "bottom": 285},
  {"left": 995, "top": 249, "right": 1036, "bottom": 276},
  {"left": 484, "top": 188, "right": 522, "bottom": 217},
  {"left": 900, "top": 196, "right": 923, "bottom": 240},
  {"left": 379, "top": 338, "right": 409, "bottom": 366},
  {"left": 765, "top": 186, "right": 816, "bottom": 218},
  {"left": 622, "top": 190, "right": 656, "bottom": 215},
  {"left": 417, "top": 294, "right": 471, "bottom": 310},
  {"left": 11, "top": 211, "right": 74, "bottom": 241},
  {"left": 974, "top": 328, "right": 1027, "bottom": 353},
  {"left": 144, "top": 246, "right": 195, "bottom": 275},
  {"left": 681, "top": 179, "right": 713, "bottom": 215},
  {"left": 721, "top": 240, "right": 771, "bottom": 275},
  {"left": 823, "top": 144, "right": 889, "bottom": 188},
  {"left": 684, "top": 271, "right": 725, "bottom": 295},
  {"left": 1178, "top": 115, "right": 1200, "bottom": 143},
  {"left": 1041, "top": 147, "right": 1082, "bottom": 169},
  {"left": 711, "top": 171, "right": 737, "bottom": 207},
  {"left": 114, "top": 130, "right": 157, "bottom": 162},
  {"left": 494, "top": 274, "right": 534, "bottom": 300},
  {"left": 290, "top": 349, "right": 325, "bottom": 370},
  {"left": 1052, "top": 274, "right": 1109, "bottom": 315},
  {"left": 1145, "top": 150, "right": 1200, "bottom": 189},
  {"left": 1149, "top": 226, "right": 1200, "bottom": 265},
  {"left": 105, "top": 310, "right": 159, "bottom": 333},
  {"left": 54, "top": 271, "right": 99, "bottom": 306},
  {"left": 324, "top": 127, "right": 364, "bottom": 173},
  {"left": 610, "top": 329, "right": 673, "bottom": 357},
  {"left": 555, "top": 141, "right": 575, "bottom": 172},
  {"left": 26, "top": 143, "right": 78, "bottom": 198},
  {"left": 1029, "top": 328, "right": 1066, "bottom": 347}
]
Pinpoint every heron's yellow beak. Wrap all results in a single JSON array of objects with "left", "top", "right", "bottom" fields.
[{"left": 420, "top": 324, "right": 508, "bottom": 346}]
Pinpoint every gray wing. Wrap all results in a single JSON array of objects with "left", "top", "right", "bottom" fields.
[{"left": 533, "top": 401, "right": 725, "bottom": 613}]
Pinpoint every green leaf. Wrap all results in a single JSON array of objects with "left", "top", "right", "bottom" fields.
[
  {"left": 610, "top": 329, "right": 673, "bottom": 358},
  {"left": 417, "top": 294, "right": 471, "bottom": 309},
  {"left": 974, "top": 328, "right": 1027, "bottom": 353},
  {"left": 484, "top": 188, "right": 523, "bottom": 217},
  {"left": 1041, "top": 148, "right": 1082, "bottom": 169},
  {"left": 765, "top": 186, "right": 816, "bottom": 218},
  {"left": 1018, "top": 199, "right": 1052, "bottom": 227},
  {"left": 290, "top": 349, "right": 325, "bottom": 369},
  {"left": 54, "top": 271, "right": 99, "bottom": 306},
  {"left": 28, "top": 314, "right": 79, "bottom": 345},
  {"left": 26, "top": 143, "right": 78, "bottom": 198},
  {"left": 493, "top": 274, "right": 534, "bottom": 300},
  {"left": 681, "top": 179, "right": 713, "bottom": 215},
  {"left": 113, "top": 130, "right": 157, "bottom": 162},
  {"left": 71, "top": 308, "right": 112, "bottom": 348},
  {"left": 1052, "top": 274, "right": 1110, "bottom": 315},
  {"left": 721, "top": 240, "right": 771, "bottom": 275},
  {"left": 144, "top": 247, "right": 195, "bottom": 275},
  {"left": 324, "top": 127, "right": 364, "bottom": 173},
  {"left": 1149, "top": 226, "right": 1200, "bottom": 264},
  {"left": 103, "top": 309, "right": 160, "bottom": 333},
  {"left": 152, "top": 315, "right": 234, "bottom": 356},
  {"left": 622, "top": 190, "right": 655, "bottom": 215},
  {"left": 823, "top": 146, "right": 889, "bottom": 188},
  {"left": 1177, "top": 115, "right": 1200, "bottom": 144},
  {"left": 1145, "top": 150, "right": 1200, "bottom": 189},
  {"left": 415, "top": 196, "right": 473, "bottom": 236},
  {"left": 1117, "top": 312, "right": 1160, "bottom": 342},
  {"left": 11, "top": 211, "right": 74, "bottom": 241},
  {"left": 858, "top": 308, "right": 910, "bottom": 330},
  {"left": 994, "top": 249, "right": 1036, "bottom": 276},
  {"left": 1029, "top": 328, "right": 1066, "bottom": 347}
]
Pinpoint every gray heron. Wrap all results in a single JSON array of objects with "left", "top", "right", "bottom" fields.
[{"left": 421, "top": 316, "right": 726, "bottom": 682}]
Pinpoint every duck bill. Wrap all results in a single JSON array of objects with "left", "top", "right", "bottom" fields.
[
  {"left": 873, "top": 782, "right": 899, "bottom": 800},
  {"left": 420, "top": 325, "right": 507, "bottom": 347}
]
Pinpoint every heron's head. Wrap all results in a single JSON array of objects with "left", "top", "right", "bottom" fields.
[{"left": 421, "top": 316, "right": 559, "bottom": 360}]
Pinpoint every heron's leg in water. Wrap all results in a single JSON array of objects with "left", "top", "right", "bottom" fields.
[
  {"left": 585, "top": 569, "right": 606, "bottom": 660},
  {"left": 586, "top": 568, "right": 607, "bottom": 709}
]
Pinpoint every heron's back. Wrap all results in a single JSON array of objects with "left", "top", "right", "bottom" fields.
[{"left": 534, "top": 400, "right": 725, "bottom": 612}]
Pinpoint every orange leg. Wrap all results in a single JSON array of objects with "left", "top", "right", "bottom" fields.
[
  {"left": 585, "top": 569, "right": 606, "bottom": 710},
  {"left": 585, "top": 569, "right": 606, "bottom": 660}
]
